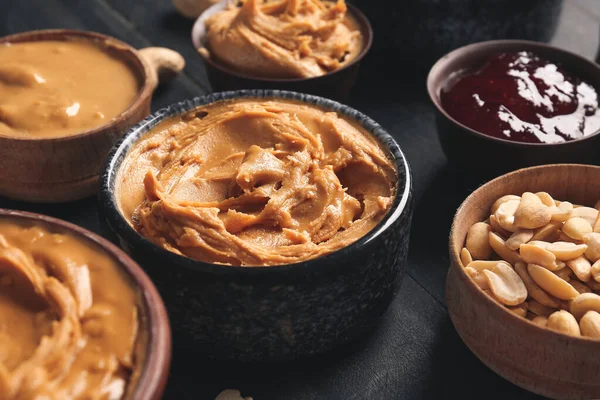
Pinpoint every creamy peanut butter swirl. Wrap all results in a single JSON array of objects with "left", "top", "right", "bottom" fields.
[
  {"left": 118, "top": 99, "right": 396, "bottom": 266},
  {"left": 0, "top": 221, "right": 140, "bottom": 399},
  {"left": 203, "top": 0, "right": 363, "bottom": 79}
]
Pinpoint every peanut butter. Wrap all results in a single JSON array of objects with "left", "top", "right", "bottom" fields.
[
  {"left": 0, "top": 220, "right": 141, "bottom": 399},
  {"left": 118, "top": 98, "right": 396, "bottom": 266},
  {"left": 202, "top": 0, "right": 363, "bottom": 79},
  {"left": 0, "top": 40, "right": 139, "bottom": 138}
]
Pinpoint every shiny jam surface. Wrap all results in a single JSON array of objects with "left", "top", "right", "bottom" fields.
[{"left": 440, "top": 51, "right": 600, "bottom": 143}]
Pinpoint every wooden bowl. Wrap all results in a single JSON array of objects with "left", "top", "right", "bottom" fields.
[
  {"left": 191, "top": 1, "right": 373, "bottom": 102},
  {"left": 427, "top": 40, "right": 600, "bottom": 179},
  {"left": 0, "top": 29, "right": 184, "bottom": 203},
  {"left": 447, "top": 164, "right": 600, "bottom": 400},
  {"left": 0, "top": 208, "right": 171, "bottom": 399}
]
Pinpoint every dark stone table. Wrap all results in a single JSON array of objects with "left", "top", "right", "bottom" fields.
[{"left": 2, "top": 1, "right": 599, "bottom": 398}]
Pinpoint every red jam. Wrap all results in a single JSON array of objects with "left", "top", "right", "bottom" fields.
[{"left": 440, "top": 51, "right": 600, "bottom": 143}]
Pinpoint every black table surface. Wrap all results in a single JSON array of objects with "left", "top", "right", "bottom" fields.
[{"left": 2, "top": 1, "right": 600, "bottom": 399}]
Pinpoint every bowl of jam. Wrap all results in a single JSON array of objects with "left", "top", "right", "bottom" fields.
[{"left": 428, "top": 40, "right": 600, "bottom": 176}]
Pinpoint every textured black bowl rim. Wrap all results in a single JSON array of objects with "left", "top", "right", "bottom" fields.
[
  {"left": 0, "top": 209, "right": 171, "bottom": 400},
  {"left": 191, "top": 1, "right": 374, "bottom": 83},
  {"left": 427, "top": 39, "right": 600, "bottom": 147},
  {"left": 100, "top": 90, "right": 411, "bottom": 278}
]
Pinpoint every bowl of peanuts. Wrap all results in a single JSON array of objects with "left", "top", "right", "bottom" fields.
[{"left": 447, "top": 163, "right": 600, "bottom": 399}]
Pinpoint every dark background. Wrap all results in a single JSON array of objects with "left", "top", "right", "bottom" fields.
[{"left": 1, "top": 1, "right": 600, "bottom": 398}]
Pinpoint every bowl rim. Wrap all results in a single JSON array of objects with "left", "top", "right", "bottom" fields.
[
  {"left": 0, "top": 208, "right": 171, "bottom": 399},
  {"left": 427, "top": 39, "right": 600, "bottom": 148},
  {"left": 190, "top": 0, "right": 373, "bottom": 83},
  {"left": 100, "top": 89, "right": 411, "bottom": 276},
  {"left": 448, "top": 163, "right": 600, "bottom": 344},
  {"left": 0, "top": 29, "right": 154, "bottom": 143}
]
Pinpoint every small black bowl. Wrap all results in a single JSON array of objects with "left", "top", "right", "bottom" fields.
[
  {"left": 99, "top": 90, "right": 413, "bottom": 361},
  {"left": 427, "top": 40, "right": 600, "bottom": 178},
  {"left": 191, "top": 2, "right": 373, "bottom": 102}
]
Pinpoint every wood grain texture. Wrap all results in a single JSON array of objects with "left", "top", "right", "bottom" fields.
[
  {"left": 448, "top": 164, "right": 600, "bottom": 400},
  {"left": 1, "top": 0, "right": 600, "bottom": 398}
]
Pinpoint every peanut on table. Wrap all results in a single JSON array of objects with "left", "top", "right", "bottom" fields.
[{"left": 462, "top": 192, "right": 600, "bottom": 338}]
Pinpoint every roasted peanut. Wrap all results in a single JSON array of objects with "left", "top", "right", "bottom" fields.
[
  {"left": 490, "top": 215, "right": 511, "bottom": 238},
  {"left": 466, "top": 260, "right": 512, "bottom": 272},
  {"left": 527, "top": 240, "right": 551, "bottom": 249},
  {"left": 546, "top": 242, "right": 588, "bottom": 261},
  {"left": 489, "top": 232, "right": 521, "bottom": 264},
  {"left": 491, "top": 195, "right": 521, "bottom": 214},
  {"left": 466, "top": 222, "right": 493, "bottom": 259},
  {"left": 566, "top": 256, "right": 592, "bottom": 282},
  {"left": 506, "top": 229, "right": 534, "bottom": 251},
  {"left": 594, "top": 210, "right": 600, "bottom": 233},
  {"left": 515, "top": 262, "right": 560, "bottom": 308},
  {"left": 508, "top": 302, "right": 528, "bottom": 318},
  {"left": 563, "top": 217, "right": 593, "bottom": 241},
  {"left": 464, "top": 266, "right": 489, "bottom": 290},
  {"left": 495, "top": 199, "right": 521, "bottom": 232},
  {"left": 583, "top": 232, "right": 600, "bottom": 262},
  {"left": 536, "top": 192, "right": 555, "bottom": 207},
  {"left": 571, "top": 207, "right": 599, "bottom": 227},
  {"left": 483, "top": 263, "right": 527, "bottom": 306},
  {"left": 527, "top": 263, "right": 579, "bottom": 300},
  {"left": 570, "top": 293, "right": 600, "bottom": 320},
  {"left": 520, "top": 243, "right": 562, "bottom": 271},
  {"left": 531, "top": 315, "right": 548, "bottom": 327},
  {"left": 591, "top": 259, "right": 600, "bottom": 283},
  {"left": 527, "top": 298, "right": 556, "bottom": 317},
  {"left": 547, "top": 310, "right": 581, "bottom": 336},
  {"left": 531, "top": 222, "right": 562, "bottom": 242},
  {"left": 460, "top": 247, "right": 473, "bottom": 267},
  {"left": 514, "top": 192, "right": 552, "bottom": 229},
  {"left": 550, "top": 201, "right": 573, "bottom": 223},
  {"left": 579, "top": 311, "right": 600, "bottom": 338}
]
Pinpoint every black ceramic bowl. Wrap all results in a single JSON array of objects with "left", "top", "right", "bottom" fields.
[
  {"left": 427, "top": 40, "right": 600, "bottom": 178},
  {"left": 99, "top": 90, "right": 413, "bottom": 361},
  {"left": 191, "top": 1, "right": 373, "bottom": 102}
]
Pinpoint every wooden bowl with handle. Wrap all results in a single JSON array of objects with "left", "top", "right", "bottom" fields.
[
  {"left": 0, "top": 29, "right": 184, "bottom": 203},
  {"left": 447, "top": 164, "right": 600, "bottom": 400}
]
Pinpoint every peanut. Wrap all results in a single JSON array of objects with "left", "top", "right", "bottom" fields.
[
  {"left": 571, "top": 207, "right": 599, "bottom": 227},
  {"left": 508, "top": 302, "right": 528, "bottom": 317},
  {"left": 527, "top": 298, "right": 556, "bottom": 317},
  {"left": 514, "top": 192, "right": 552, "bottom": 229},
  {"left": 579, "top": 311, "right": 600, "bottom": 338},
  {"left": 466, "top": 260, "right": 512, "bottom": 272},
  {"left": 460, "top": 247, "right": 473, "bottom": 267},
  {"left": 570, "top": 293, "right": 600, "bottom": 320},
  {"left": 520, "top": 243, "right": 562, "bottom": 271},
  {"left": 527, "top": 263, "right": 579, "bottom": 300},
  {"left": 594, "top": 210, "right": 600, "bottom": 233},
  {"left": 566, "top": 256, "right": 592, "bottom": 282},
  {"left": 466, "top": 222, "right": 493, "bottom": 259},
  {"left": 536, "top": 192, "right": 555, "bottom": 207},
  {"left": 563, "top": 217, "right": 593, "bottom": 241},
  {"left": 506, "top": 229, "right": 534, "bottom": 251},
  {"left": 550, "top": 201, "right": 573, "bottom": 223},
  {"left": 464, "top": 266, "right": 489, "bottom": 290},
  {"left": 547, "top": 310, "right": 580, "bottom": 336},
  {"left": 495, "top": 199, "right": 521, "bottom": 233},
  {"left": 515, "top": 262, "right": 560, "bottom": 308},
  {"left": 483, "top": 263, "right": 527, "bottom": 306},
  {"left": 489, "top": 232, "right": 521, "bottom": 264},
  {"left": 591, "top": 259, "right": 600, "bottom": 283},
  {"left": 531, "top": 315, "right": 548, "bottom": 327},
  {"left": 491, "top": 195, "right": 521, "bottom": 214},
  {"left": 531, "top": 222, "right": 562, "bottom": 242},
  {"left": 546, "top": 242, "right": 588, "bottom": 261},
  {"left": 583, "top": 232, "right": 600, "bottom": 262},
  {"left": 490, "top": 215, "right": 511, "bottom": 238}
]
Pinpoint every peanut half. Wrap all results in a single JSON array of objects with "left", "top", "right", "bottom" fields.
[
  {"left": 583, "top": 232, "right": 600, "bottom": 262},
  {"left": 466, "top": 222, "right": 493, "bottom": 259},
  {"left": 483, "top": 263, "right": 527, "bottom": 306},
  {"left": 571, "top": 207, "right": 599, "bottom": 227},
  {"left": 506, "top": 229, "right": 534, "bottom": 251},
  {"left": 531, "top": 316, "right": 548, "bottom": 327},
  {"left": 580, "top": 311, "right": 600, "bottom": 338},
  {"left": 464, "top": 266, "right": 489, "bottom": 290},
  {"left": 527, "top": 263, "right": 579, "bottom": 300},
  {"left": 514, "top": 192, "right": 552, "bottom": 229},
  {"left": 547, "top": 310, "right": 580, "bottom": 336},
  {"left": 566, "top": 256, "right": 592, "bottom": 282},
  {"left": 489, "top": 232, "right": 521, "bottom": 265},
  {"left": 515, "top": 262, "right": 560, "bottom": 308},
  {"left": 563, "top": 217, "right": 593, "bottom": 241},
  {"left": 591, "top": 259, "right": 600, "bottom": 283},
  {"left": 460, "top": 247, "right": 473, "bottom": 267},
  {"left": 531, "top": 222, "right": 562, "bottom": 242},
  {"left": 491, "top": 195, "right": 521, "bottom": 214},
  {"left": 570, "top": 293, "right": 600, "bottom": 320},
  {"left": 545, "top": 242, "right": 588, "bottom": 261},
  {"left": 520, "top": 243, "right": 562, "bottom": 271},
  {"left": 536, "top": 192, "right": 555, "bottom": 207},
  {"left": 495, "top": 199, "right": 521, "bottom": 233},
  {"left": 550, "top": 201, "right": 573, "bottom": 223}
]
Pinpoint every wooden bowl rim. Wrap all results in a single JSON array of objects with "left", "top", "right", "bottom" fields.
[
  {"left": 0, "top": 29, "right": 154, "bottom": 143},
  {"left": 427, "top": 39, "right": 600, "bottom": 148},
  {"left": 449, "top": 163, "right": 600, "bottom": 344},
  {"left": 0, "top": 208, "right": 171, "bottom": 399},
  {"left": 191, "top": 1, "right": 373, "bottom": 82}
]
